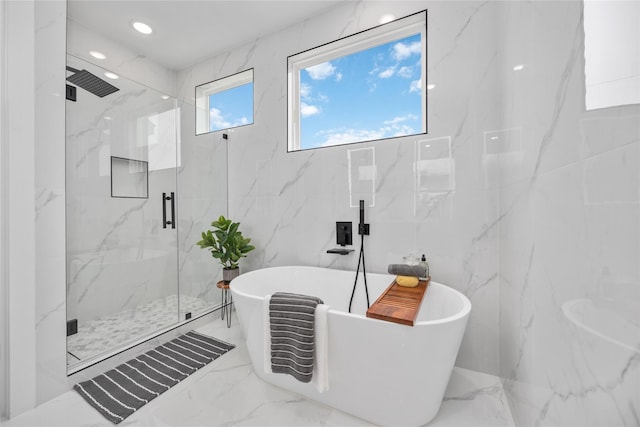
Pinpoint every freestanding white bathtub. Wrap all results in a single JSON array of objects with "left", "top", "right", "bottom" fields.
[{"left": 231, "top": 266, "right": 471, "bottom": 427}]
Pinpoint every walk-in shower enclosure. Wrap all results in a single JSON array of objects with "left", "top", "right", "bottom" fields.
[{"left": 65, "top": 53, "right": 228, "bottom": 371}]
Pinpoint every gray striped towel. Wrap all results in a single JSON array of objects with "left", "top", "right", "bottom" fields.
[{"left": 269, "top": 292, "right": 324, "bottom": 383}]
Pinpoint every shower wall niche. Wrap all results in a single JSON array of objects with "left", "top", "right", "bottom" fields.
[{"left": 65, "top": 55, "right": 227, "bottom": 371}]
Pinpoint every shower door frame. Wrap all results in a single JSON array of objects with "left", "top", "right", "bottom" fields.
[
  {"left": 65, "top": 57, "right": 181, "bottom": 374},
  {"left": 64, "top": 52, "right": 227, "bottom": 375}
]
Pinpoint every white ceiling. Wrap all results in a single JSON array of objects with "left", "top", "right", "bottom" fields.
[{"left": 67, "top": 0, "right": 344, "bottom": 71}]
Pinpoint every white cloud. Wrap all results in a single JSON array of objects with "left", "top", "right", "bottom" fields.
[
  {"left": 320, "top": 129, "right": 386, "bottom": 147},
  {"left": 210, "top": 108, "right": 249, "bottom": 129},
  {"left": 383, "top": 114, "right": 418, "bottom": 125},
  {"left": 393, "top": 41, "right": 421, "bottom": 61},
  {"left": 378, "top": 67, "right": 396, "bottom": 78},
  {"left": 300, "top": 83, "right": 312, "bottom": 99},
  {"left": 397, "top": 66, "right": 413, "bottom": 78},
  {"left": 306, "top": 62, "right": 337, "bottom": 80},
  {"left": 335, "top": 72, "right": 343, "bottom": 82},
  {"left": 318, "top": 114, "right": 419, "bottom": 146},
  {"left": 409, "top": 79, "right": 422, "bottom": 93},
  {"left": 391, "top": 125, "right": 415, "bottom": 137},
  {"left": 300, "top": 83, "right": 328, "bottom": 113},
  {"left": 210, "top": 108, "right": 231, "bottom": 129},
  {"left": 300, "top": 102, "right": 320, "bottom": 117}
]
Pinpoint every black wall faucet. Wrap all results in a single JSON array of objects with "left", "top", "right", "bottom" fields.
[
  {"left": 336, "top": 222, "right": 352, "bottom": 246},
  {"left": 328, "top": 222, "right": 354, "bottom": 255},
  {"left": 358, "top": 200, "right": 370, "bottom": 235},
  {"left": 349, "top": 199, "right": 370, "bottom": 312}
]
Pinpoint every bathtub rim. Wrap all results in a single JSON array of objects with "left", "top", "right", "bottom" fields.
[{"left": 230, "top": 265, "right": 471, "bottom": 326}]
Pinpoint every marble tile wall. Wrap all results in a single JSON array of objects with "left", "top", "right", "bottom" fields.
[
  {"left": 34, "top": 0, "right": 67, "bottom": 408},
  {"left": 497, "top": 1, "right": 640, "bottom": 425},
  {"left": 179, "top": 0, "right": 502, "bottom": 375},
  {"left": 1, "top": 0, "right": 5, "bottom": 407},
  {"left": 175, "top": 101, "right": 228, "bottom": 307},
  {"left": 1, "top": 2, "right": 5, "bottom": 413},
  {"left": 180, "top": 1, "right": 639, "bottom": 425},
  {"left": 4, "top": 0, "right": 39, "bottom": 416}
]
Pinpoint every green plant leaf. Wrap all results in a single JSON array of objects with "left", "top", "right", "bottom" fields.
[
  {"left": 197, "top": 215, "right": 255, "bottom": 268},
  {"left": 228, "top": 222, "right": 239, "bottom": 236}
]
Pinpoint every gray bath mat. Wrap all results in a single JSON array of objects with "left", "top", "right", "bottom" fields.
[{"left": 74, "top": 331, "right": 235, "bottom": 424}]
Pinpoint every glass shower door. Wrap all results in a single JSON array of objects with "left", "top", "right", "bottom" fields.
[{"left": 65, "top": 55, "right": 180, "bottom": 370}]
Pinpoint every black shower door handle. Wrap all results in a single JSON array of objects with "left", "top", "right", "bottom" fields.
[{"left": 162, "top": 192, "right": 175, "bottom": 229}]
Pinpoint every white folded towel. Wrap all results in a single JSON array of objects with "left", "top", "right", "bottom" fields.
[
  {"left": 263, "top": 294, "right": 330, "bottom": 392},
  {"left": 311, "top": 304, "right": 329, "bottom": 393}
]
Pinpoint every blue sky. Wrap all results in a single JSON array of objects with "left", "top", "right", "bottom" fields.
[
  {"left": 299, "top": 33, "right": 423, "bottom": 149},
  {"left": 208, "top": 83, "right": 254, "bottom": 132}
]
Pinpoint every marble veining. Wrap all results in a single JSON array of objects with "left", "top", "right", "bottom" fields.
[
  {"left": 33, "top": 0, "right": 69, "bottom": 407},
  {"left": 15, "top": 0, "right": 637, "bottom": 422},
  {"left": 35, "top": 188, "right": 61, "bottom": 221},
  {"left": 8, "top": 315, "right": 515, "bottom": 427},
  {"left": 433, "top": 1, "right": 490, "bottom": 70},
  {"left": 531, "top": 12, "right": 583, "bottom": 180},
  {"left": 498, "top": 1, "right": 639, "bottom": 424}
]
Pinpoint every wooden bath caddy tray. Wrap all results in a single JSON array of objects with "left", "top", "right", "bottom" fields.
[{"left": 366, "top": 277, "right": 431, "bottom": 326}]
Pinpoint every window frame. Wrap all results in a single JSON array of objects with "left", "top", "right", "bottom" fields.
[
  {"left": 287, "top": 10, "right": 427, "bottom": 152},
  {"left": 195, "top": 68, "right": 254, "bottom": 135}
]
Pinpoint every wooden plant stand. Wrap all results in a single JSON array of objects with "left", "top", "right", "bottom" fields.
[{"left": 216, "top": 280, "right": 233, "bottom": 328}]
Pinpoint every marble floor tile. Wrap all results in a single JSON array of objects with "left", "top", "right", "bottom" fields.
[{"left": 7, "top": 313, "right": 515, "bottom": 427}]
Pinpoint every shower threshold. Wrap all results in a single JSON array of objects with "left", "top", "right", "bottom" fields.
[{"left": 67, "top": 294, "right": 214, "bottom": 369}]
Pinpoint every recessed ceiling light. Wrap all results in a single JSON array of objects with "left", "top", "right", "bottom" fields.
[
  {"left": 132, "top": 21, "right": 153, "bottom": 35},
  {"left": 104, "top": 116, "right": 112, "bottom": 120},
  {"left": 427, "top": 84, "right": 436, "bottom": 90},
  {"left": 89, "top": 50, "right": 106, "bottom": 60},
  {"left": 161, "top": 95, "right": 170, "bottom": 100},
  {"left": 513, "top": 64, "right": 525, "bottom": 71},
  {"left": 379, "top": 14, "right": 395, "bottom": 24},
  {"left": 104, "top": 72, "right": 119, "bottom": 80}
]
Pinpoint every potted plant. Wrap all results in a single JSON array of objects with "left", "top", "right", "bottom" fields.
[{"left": 197, "top": 215, "right": 255, "bottom": 283}]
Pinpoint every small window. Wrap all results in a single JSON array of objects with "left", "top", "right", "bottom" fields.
[
  {"left": 195, "top": 69, "right": 254, "bottom": 135},
  {"left": 288, "top": 11, "right": 427, "bottom": 152}
]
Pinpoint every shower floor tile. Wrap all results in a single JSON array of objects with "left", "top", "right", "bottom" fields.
[
  {"left": 9, "top": 313, "right": 515, "bottom": 427},
  {"left": 67, "top": 294, "right": 214, "bottom": 366}
]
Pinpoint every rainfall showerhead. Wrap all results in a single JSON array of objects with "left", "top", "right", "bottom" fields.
[{"left": 66, "top": 66, "right": 119, "bottom": 98}]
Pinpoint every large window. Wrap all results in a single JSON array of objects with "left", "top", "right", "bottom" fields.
[
  {"left": 288, "top": 11, "right": 427, "bottom": 152},
  {"left": 195, "top": 69, "right": 254, "bottom": 135}
]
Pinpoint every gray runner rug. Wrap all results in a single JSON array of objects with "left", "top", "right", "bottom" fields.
[{"left": 74, "top": 331, "right": 235, "bottom": 424}]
